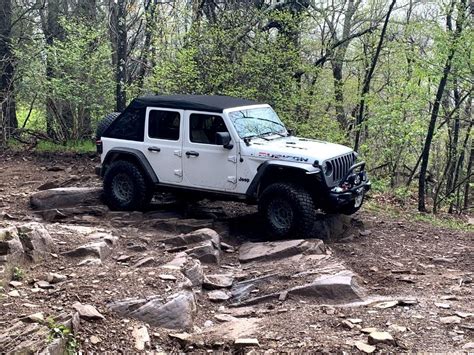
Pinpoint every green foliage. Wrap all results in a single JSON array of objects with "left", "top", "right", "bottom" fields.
[
  {"left": 46, "top": 318, "right": 78, "bottom": 354},
  {"left": 365, "top": 199, "right": 474, "bottom": 232},
  {"left": 370, "top": 177, "right": 391, "bottom": 194},
  {"left": 11, "top": 266, "right": 25, "bottom": 281},
  {"left": 35, "top": 140, "right": 95, "bottom": 154},
  {"left": 16, "top": 105, "right": 46, "bottom": 131},
  {"left": 146, "top": 10, "right": 321, "bottom": 133},
  {"left": 15, "top": 18, "right": 114, "bottom": 140}
]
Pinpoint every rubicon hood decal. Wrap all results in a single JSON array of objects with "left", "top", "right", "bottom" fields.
[
  {"left": 257, "top": 151, "right": 309, "bottom": 163},
  {"left": 244, "top": 136, "right": 354, "bottom": 163}
]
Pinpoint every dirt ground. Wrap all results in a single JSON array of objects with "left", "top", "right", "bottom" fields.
[{"left": 0, "top": 150, "right": 473, "bottom": 353}]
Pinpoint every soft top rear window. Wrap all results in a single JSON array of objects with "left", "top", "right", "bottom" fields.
[{"left": 103, "top": 107, "right": 145, "bottom": 141}]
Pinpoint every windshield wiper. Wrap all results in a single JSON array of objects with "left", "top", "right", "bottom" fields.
[
  {"left": 235, "top": 115, "right": 286, "bottom": 128},
  {"left": 243, "top": 131, "right": 273, "bottom": 141}
]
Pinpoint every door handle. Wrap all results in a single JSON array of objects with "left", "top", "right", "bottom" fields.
[
  {"left": 148, "top": 146, "right": 161, "bottom": 152},
  {"left": 185, "top": 151, "right": 199, "bottom": 157}
]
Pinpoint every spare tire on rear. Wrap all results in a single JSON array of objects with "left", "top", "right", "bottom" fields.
[{"left": 96, "top": 112, "right": 120, "bottom": 139}]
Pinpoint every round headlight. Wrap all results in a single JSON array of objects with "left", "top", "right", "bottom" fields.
[{"left": 323, "top": 161, "right": 333, "bottom": 176}]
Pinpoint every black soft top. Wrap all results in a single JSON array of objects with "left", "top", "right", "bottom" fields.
[{"left": 128, "top": 95, "right": 260, "bottom": 113}]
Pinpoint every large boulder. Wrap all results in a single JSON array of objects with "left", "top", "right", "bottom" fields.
[
  {"left": 313, "top": 214, "right": 362, "bottom": 240},
  {"left": 0, "top": 227, "right": 25, "bottom": 263},
  {"left": 109, "top": 291, "right": 196, "bottom": 330},
  {"left": 186, "top": 240, "right": 221, "bottom": 264},
  {"left": 163, "top": 228, "right": 222, "bottom": 265},
  {"left": 30, "top": 187, "right": 103, "bottom": 210},
  {"left": 16, "top": 223, "right": 54, "bottom": 262},
  {"left": 181, "top": 258, "right": 204, "bottom": 287},
  {"left": 0, "top": 223, "right": 53, "bottom": 265}
]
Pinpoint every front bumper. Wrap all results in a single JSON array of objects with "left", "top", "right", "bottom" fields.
[
  {"left": 329, "top": 181, "right": 371, "bottom": 208},
  {"left": 327, "top": 161, "right": 371, "bottom": 209}
]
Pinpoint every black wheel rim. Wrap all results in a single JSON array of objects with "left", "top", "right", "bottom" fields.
[
  {"left": 112, "top": 173, "right": 133, "bottom": 203},
  {"left": 268, "top": 198, "right": 293, "bottom": 230}
]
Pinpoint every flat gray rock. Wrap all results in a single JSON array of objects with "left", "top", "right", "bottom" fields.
[
  {"left": 134, "top": 256, "right": 155, "bottom": 268},
  {"left": 62, "top": 241, "right": 111, "bottom": 260},
  {"left": 162, "top": 228, "right": 220, "bottom": 247},
  {"left": 72, "top": 302, "right": 105, "bottom": 320},
  {"left": 203, "top": 274, "right": 234, "bottom": 289},
  {"left": 239, "top": 239, "right": 325, "bottom": 263},
  {"left": 208, "top": 290, "right": 232, "bottom": 302},
  {"left": 288, "top": 273, "right": 363, "bottom": 303}
]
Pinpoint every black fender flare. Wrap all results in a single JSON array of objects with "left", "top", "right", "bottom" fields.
[
  {"left": 245, "top": 160, "right": 322, "bottom": 198},
  {"left": 102, "top": 148, "right": 159, "bottom": 184}
]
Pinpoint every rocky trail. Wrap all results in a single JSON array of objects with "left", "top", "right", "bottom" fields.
[{"left": 0, "top": 151, "right": 473, "bottom": 353}]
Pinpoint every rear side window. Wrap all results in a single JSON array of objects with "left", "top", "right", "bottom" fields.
[
  {"left": 104, "top": 108, "right": 145, "bottom": 141},
  {"left": 148, "top": 110, "right": 180, "bottom": 140},
  {"left": 189, "top": 114, "right": 228, "bottom": 145}
]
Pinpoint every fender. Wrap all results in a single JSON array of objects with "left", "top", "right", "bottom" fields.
[
  {"left": 246, "top": 160, "right": 321, "bottom": 198},
  {"left": 102, "top": 148, "right": 159, "bottom": 184}
]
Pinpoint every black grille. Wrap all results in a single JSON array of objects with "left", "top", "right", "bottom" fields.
[{"left": 328, "top": 153, "right": 355, "bottom": 185}]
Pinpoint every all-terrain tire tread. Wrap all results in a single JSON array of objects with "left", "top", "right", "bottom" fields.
[
  {"left": 258, "top": 183, "right": 316, "bottom": 238},
  {"left": 103, "top": 160, "right": 151, "bottom": 211}
]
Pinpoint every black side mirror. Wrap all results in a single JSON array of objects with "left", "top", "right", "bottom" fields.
[{"left": 215, "top": 132, "right": 233, "bottom": 149}]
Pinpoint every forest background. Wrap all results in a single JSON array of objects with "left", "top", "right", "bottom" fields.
[{"left": 0, "top": 0, "right": 472, "bottom": 214}]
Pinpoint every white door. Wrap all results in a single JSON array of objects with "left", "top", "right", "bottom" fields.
[
  {"left": 144, "top": 107, "right": 184, "bottom": 184},
  {"left": 182, "top": 112, "right": 238, "bottom": 191}
]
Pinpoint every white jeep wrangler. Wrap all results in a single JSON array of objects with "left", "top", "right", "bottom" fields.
[{"left": 96, "top": 95, "right": 370, "bottom": 238}]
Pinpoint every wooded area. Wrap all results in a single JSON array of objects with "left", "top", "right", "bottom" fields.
[{"left": 0, "top": 0, "right": 472, "bottom": 214}]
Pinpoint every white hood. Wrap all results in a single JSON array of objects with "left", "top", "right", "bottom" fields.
[{"left": 242, "top": 136, "right": 354, "bottom": 164}]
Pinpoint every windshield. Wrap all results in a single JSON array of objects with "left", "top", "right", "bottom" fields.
[{"left": 228, "top": 106, "right": 287, "bottom": 139}]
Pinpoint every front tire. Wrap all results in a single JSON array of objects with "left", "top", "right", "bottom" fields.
[
  {"left": 339, "top": 195, "right": 364, "bottom": 215},
  {"left": 258, "top": 183, "right": 316, "bottom": 238},
  {"left": 103, "top": 161, "right": 152, "bottom": 211}
]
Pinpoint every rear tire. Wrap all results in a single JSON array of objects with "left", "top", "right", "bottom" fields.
[
  {"left": 96, "top": 112, "right": 120, "bottom": 139},
  {"left": 103, "top": 161, "right": 152, "bottom": 211},
  {"left": 258, "top": 183, "right": 316, "bottom": 238}
]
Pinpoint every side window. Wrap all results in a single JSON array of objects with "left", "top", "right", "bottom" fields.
[
  {"left": 189, "top": 114, "right": 228, "bottom": 145},
  {"left": 104, "top": 108, "right": 145, "bottom": 141},
  {"left": 148, "top": 110, "right": 180, "bottom": 141}
]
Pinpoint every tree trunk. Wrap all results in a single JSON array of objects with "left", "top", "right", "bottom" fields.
[
  {"left": 463, "top": 93, "right": 472, "bottom": 211},
  {"left": 114, "top": 0, "right": 127, "bottom": 111},
  {"left": 77, "top": 0, "right": 97, "bottom": 138},
  {"left": 446, "top": 85, "right": 461, "bottom": 213},
  {"left": 418, "top": 0, "right": 466, "bottom": 212},
  {"left": 0, "top": 0, "right": 17, "bottom": 139},
  {"left": 137, "top": 0, "right": 157, "bottom": 90},
  {"left": 463, "top": 144, "right": 473, "bottom": 211},
  {"left": 354, "top": 0, "right": 396, "bottom": 152},
  {"left": 332, "top": 62, "right": 347, "bottom": 128},
  {"left": 330, "top": 0, "right": 357, "bottom": 130},
  {"left": 41, "top": 0, "right": 70, "bottom": 140}
]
